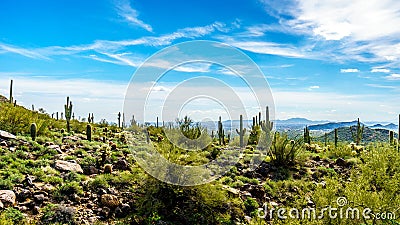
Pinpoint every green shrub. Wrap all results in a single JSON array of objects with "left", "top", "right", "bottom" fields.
[{"left": 269, "top": 132, "right": 303, "bottom": 166}]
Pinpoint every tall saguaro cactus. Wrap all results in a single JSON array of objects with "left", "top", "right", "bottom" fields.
[
  {"left": 334, "top": 128, "right": 338, "bottom": 148},
  {"left": 236, "top": 115, "right": 246, "bottom": 148},
  {"left": 261, "top": 106, "right": 273, "bottom": 133},
  {"left": 86, "top": 124, "right": 92, "bottom": 141},
  {"left": 118, "top": 112, "right": 121, "bottom": 128},
  {"left": 350, "top": 118, "right": 364, "bottom": 145},
  {"left": 64, "top": 97, "right": 73, "bottom": 133},
  {"left": 30, "top": 123, "right": 37, "bottom": 141},
  {"left": 398, "top": 114, "right": 400, "bottom": 150},
  {"left": 218, "top": 116, "right": 225, "bottom": 145},
  {"left": 389, "top": 130, "right": 394, "bottom": 145},
  {"left": 304, "top": 126, "right": 311, "bottom": 144},
  {"left": 9, "top": 80, "right": 13, "bottom": 104}
]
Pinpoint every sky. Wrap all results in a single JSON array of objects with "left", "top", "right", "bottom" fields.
[{"left": 0, "top": 0, "right": 399, "bottom": 123}]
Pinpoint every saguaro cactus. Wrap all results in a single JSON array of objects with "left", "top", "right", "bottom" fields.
[
  {"left": 64, "top": 97, "right": 73, "bottom": 133},
  {"left": 86, "top": 124, "right": 92, "bottom": 141},
  {"left": 9, "top": 80, "right": 13, "bottom": 104},
  {"left": 350, "top": 118, "right": 364, "bottom": 145},
  {"left": 389, "top": 130, "right": 394, "bottom": 145},
  {"left": 304, "top": 126, "right": 311, "bottom": 144},
  {"left": 334, "top": 128, "right": 338, "bottom": 148},
  {"left": 218, "top": 116, "right": 225, "bottom": 145},
  {"left": 118, "top": 112, "right": 121, "bottom": 128},
  {"left": 261, "top": 106, "right": 273, "bottom": 133},
  {"left": 236, "top": 115, "right": 246, "bottom": 148},
  {"left": 30, "top": 123, "right": 37, "bottom": 141}
]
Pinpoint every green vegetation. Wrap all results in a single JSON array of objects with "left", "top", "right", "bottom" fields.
[{"left": 0, "top": 93, "right": 399, "bottom": 224}]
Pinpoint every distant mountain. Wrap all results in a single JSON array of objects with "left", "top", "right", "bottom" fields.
[
  {"left": 369, "top": 123, "right": 398, "bottom": 131},
  {"left": 315, "top": 126, "right": 398, "bottom": 143},
  {"left": 275, "top": 118, "right": 327, "bottom": 124},
  {"left": 308, "top": 121, "right": 360, "bottom": 131}
]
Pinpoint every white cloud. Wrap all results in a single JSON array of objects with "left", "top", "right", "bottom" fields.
[
  {"left": 308, "top": 85, "right": 320, "bottom": 90},
  {"left": 174, "top": 63, "right": 211, "bottom": 73},
  {"left": 365, "top": 84, "right": 396, "bottom": 89},
  {"left": 371, "top": 68, "right": 391, "bottom": 73},
  {"left": 284, "top": 0, "right": 400, "bottom": 41},
  {"left": 223, "top": 39, "right": 305, "bottom": 58},
  {"left": 340, "top": 68, "right": 359, "bottom": 73},
  {"left": 0, "top": 43, "right": 48, "bottom": 60},
  {"left": 115, "top": 0, "right": 153, "bottom": 32},
  {"left": 385, "top": 73, "right": 400, "bottom": 80}
]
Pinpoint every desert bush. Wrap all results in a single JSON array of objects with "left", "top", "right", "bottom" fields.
[{"left": 269, "top": 132, "right": 303, "bottom": 166}]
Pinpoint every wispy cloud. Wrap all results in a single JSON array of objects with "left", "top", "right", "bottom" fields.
[
  {"left": 385, "top": 73, "right": 400, "bottom": 80},
  {"left": 371, "top": 68, "right": 391, "bottom": 73},
  {"left": 365, "top": 83, "right": 396, "bottom": 89},
  {"left": 218, "top": 37, "right": 305, "bottom": 58},
  {"left": 259, "top": 0, "right": 400, "bottom": 65},
  {"left": 0, "top": 22, "right": 230, "bottom": 68},
  {"left": 0, "top": 43, "right": 48, "bottom": 60},
  {"left": 115, "top": 0, "right": 153, "bottom": 32},
  {"left": 340, "top": 68, "right": 359, "bottom": 73},
  {"left": 308, "top": 85, "right": 320, "bottom": 90}
]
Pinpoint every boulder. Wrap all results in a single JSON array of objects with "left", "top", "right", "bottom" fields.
[
  {"left": 0, "top": 190, "right": 16, "bottom": 206},
  {"left": 114, "top": 159, "right": 129, "bottom": 170},
  {"left": 0, "top": 130, "right": 16, "bottom": 140},
  {"left": 55, "top": 160, "right": 83, "bottom": 173},
  {"left": 101, "top": 194, "right": 120, "bottom": 208}
]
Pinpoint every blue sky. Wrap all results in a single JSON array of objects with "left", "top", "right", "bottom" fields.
[{"left": 0, "top": 0, "right": 399, "bottom": 123}]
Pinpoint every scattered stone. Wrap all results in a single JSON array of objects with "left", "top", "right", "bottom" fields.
[
  {"left": 114, "top": 159, "right": 129, "bottom": 170},
  {"left": 0, "top": 190, "right": 16, "bottom": 206},
  {"left": 0, "top": 141, "right": 7, "bottom": 147},
  {"left": 54, "top": 160, "right": 83, "bottom": 173},
  {"left": 34, "top": 194, "right": 46, "bottom": 203},
  {"left": 100, "top": 207, "right": 111, "bottom": 218},
  {"left": 335, "top": 158, "right": 347, "bottom": 167},
  {"left": 0, "top": 201, "right": 3, "bottom": 209},
  {"left": 33, "top": 206, "right": 40, "bottom": 215},
  {"left": 101, "top": 194, "right": 120, "bottom": 208},
  {"left": 0, "top": 130, "right": 16, "bottom": 139},
  {"left": 48, "top": 145, "right": 62, "bottom": 154}
]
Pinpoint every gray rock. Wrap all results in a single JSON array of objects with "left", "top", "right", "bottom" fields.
[
  {"left": 33, "top": 206, "right": 40, "bottom": 215},
  {"left": 0, "top": 190, "right": 16, "bottom": 206},
  {"left": 114, "top": 159, "right": 129, "bottom": 170},
  {"left": 0, "top": 130, "right": 16, "bottom": 139},
  {"left": 335, "top": 158, "right": 347, "bottom": 167},
  {"left": 48, "top": 145, "right": 62, "bottom": 154},
  {"left": 55, "top": 160, "right": 83, "bottom": 173}
]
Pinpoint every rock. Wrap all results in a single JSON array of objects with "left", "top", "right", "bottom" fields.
[
  {"left": 0, "top": 201, "right": 3, "bottom": 209},
  {"left": 86, "top": 166, "right": 99, "bottom": 175},
  {"left": 100, "top": 207, "right": 111, "bottom": 218},
  {"left": 121, "top": 203, "right": 131, "bottom": 214},
  {"left": 54, "top": 160, "right": 83, "bottom": 173},
  {"left": 114, "top": 159, "right": 129, "bottom": 170},
  {"left": 17, "top": 189, "right": 32, "bottom": 201},
  {"left": 33, "top": 206, "right": 40, "bottom": 215},
  {"left": 0, "top": 141, "right": 7, "bottom": 147},
  {"left": 0, "top": 130, "right": 16, "bottom": 139},
  {"left": 0, "top": 190, "right": 16, "bottom": 206},
  {"left": 115, "top": 207, "right": 123, "bottom": 218},
  {"left": 335, "top": 158, "right": 347, "bottom": 167},
  {"left": 48, "top": 145, "right": 62, "bottom": 154},
  {"left": 101, "top": 194, "right": 120, "bottom": 208},
  {"left": 34, "top": 194, "right": 46, "bottom": 203}
]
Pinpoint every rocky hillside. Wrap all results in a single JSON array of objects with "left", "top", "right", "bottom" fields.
[{"left": 314, "top": 126, "right": 398, "bottom": 143}]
